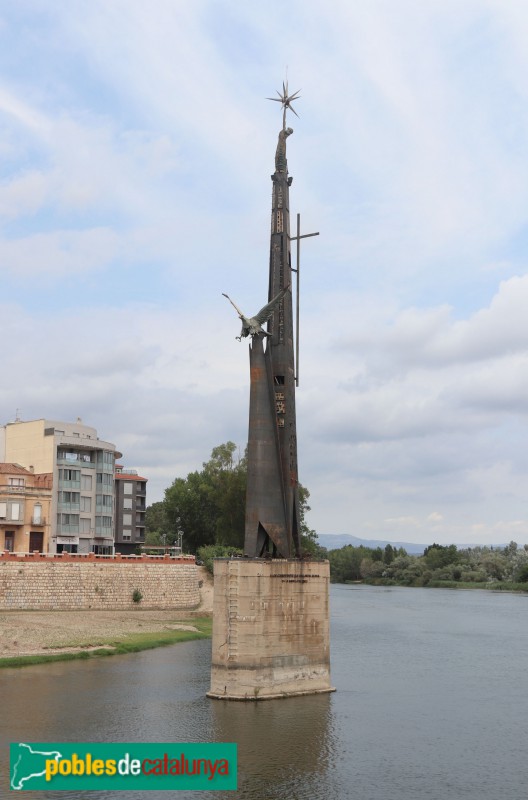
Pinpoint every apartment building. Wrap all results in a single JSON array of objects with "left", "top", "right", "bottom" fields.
[
  {"left": 114, "top": 466, "right": 147, "bottom": 555},
  {"left": 0, "top": 419, "right": 122, "bottom": 554},
  {"left": 0, "top": 463, "right": 52, "bottom": 553}
]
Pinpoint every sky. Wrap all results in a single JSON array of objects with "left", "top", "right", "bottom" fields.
[{"left": 2, "top": 0, "right": 528, "bottom": 546}]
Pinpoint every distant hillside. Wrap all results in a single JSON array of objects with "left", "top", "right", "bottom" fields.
[
  {"left": 317, "top": 534, "right": 427, "bottom": 555},
  {"left": 317, "top": 534, "right": 509, "bottom": 554}
]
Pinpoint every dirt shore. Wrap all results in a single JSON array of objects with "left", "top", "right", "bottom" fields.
[{"left": 0, "top": 567, "right": 213, "bottom": 659}]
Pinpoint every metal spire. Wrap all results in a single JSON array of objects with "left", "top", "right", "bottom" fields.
[{"left": 267, "top": 80, "right": 301, "bottom": 129}]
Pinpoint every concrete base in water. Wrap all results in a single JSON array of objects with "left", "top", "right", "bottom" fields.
[{"left": 207, "top": 558, "right": 335, "bottom": 701}]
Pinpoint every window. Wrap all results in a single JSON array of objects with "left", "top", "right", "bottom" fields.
[
  {"left": 58, "top": 451, "right": 78, "bottom": 461},
  {"left": 4, "top": 532, "right": 15, "bottom": 552},
  {"left": 122, "top": 533, "right": 131, "bottom": 541},
  {"left": 59, "top": 491, "right": 80, "bottom": 504},
  {"left": 0, "top": 502, "right": 6, "bottom": 519},
  {"left": 80, "top": 496, "right": 91, "bottom": 512},
  {"left": 58, "top": 450, "right": 92, "bottom": 462},
  {"left": 81, "top": 474, "right": 92, "bottom": 491},
  {"left": 123, "top": 513, "right": 132, "bottom": 526},
  {"left": 123, "top": 498, "right": 133, "bottom": 510},
  {"left": 8, "top": 477, "right": 25, "bottom": 487},
  {"left": 92, "top": 545, "right": 112, "bottom": 555},
  {"left": 10, "top": 503, "right": 20, "bottom": 521},
  {"left": 96, "top": 451, "right": 114, "bottom": 469},
  {"left": 96, "top": 494, "right": 113, "bottom": 509},
  {"left": 79, "top": 518, "right": 91, "bottom": 533},
  {"left": 123, "top": 482, "right": 134, "bottom": 495},
  {"left": 96, "top": 473, "right": 113, "bottom": 487},
  {"left": 57, "top": 513, "right": 79, "bottom": 525},
  {"left": 59, "top": 468, "right": 80, "bottom": 482},
  {"left": 57, "top": 543, "right": 77, "bottom": 554},
  {"left": 33, "top": 504, "right": 42, "bottom": 524}
]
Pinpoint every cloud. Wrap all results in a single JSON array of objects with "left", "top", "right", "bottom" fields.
[
  {"left": 427, "top": 512, "right": 444, "bottom": 523},
  {"left": 2, "top": 2, "right": 528, "bottom": 546},
  {"left": 0, "top": 227, "right": 120, "bottom": 277}
]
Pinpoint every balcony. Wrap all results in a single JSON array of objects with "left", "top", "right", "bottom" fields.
[
  {"left": 31, "top": 516, "right": 46, "bottom": 526},
  {"left": 58, "top": 480, "right": 81, "bottom": 490},
  {"left": 57, "top": 457, "right": 95, "bottom": 469},
  {"left": 58, "top": 503, "right": 80, "bottom": 512},
  {"left": 56, "top": 524, "right": 80, "bottom": 534}
]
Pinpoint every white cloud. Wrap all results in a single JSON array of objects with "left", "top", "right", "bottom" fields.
[
  {"left": 427, "top": 512, "right": 444, "bottom": 523},
  {"left": 2, "top": 2, "right": 528, "bottom": 546}
]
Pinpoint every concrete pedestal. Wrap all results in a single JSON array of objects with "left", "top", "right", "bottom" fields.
[{"left": 207, "top": 558, "right": 335, "bottom": 700}]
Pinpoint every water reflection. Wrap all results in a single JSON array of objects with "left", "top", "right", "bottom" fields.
[{"left": 210, "top": 693, "right": 335, "bottom": 799}]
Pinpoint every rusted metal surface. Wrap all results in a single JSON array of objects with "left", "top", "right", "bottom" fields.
[
  {"left": 244, "top": 121, "right": 301, "bottom": 559},
  {"left": 245, "top": 334, "right": 290, "bottom": 557}
]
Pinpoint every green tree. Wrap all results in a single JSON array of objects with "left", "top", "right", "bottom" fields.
[
  {"left": 515, "top": 562, "right": 528, "bottom": 583},
  {"left": 298, "top": 485, "right": 326, "bottom": 557},
  {"left": 163, "top": 442, "right": 247, "bottom": 553},
  {"left": 480, "top": 552, "right": 508, "bottom": 581},
  {"left": 327, "top": 545, "right": 374, "bottom": 582},
  {"left": 360, "top": 557, "right": 386, "bottom": 581},
  {"left": 145, "top": 501, "right": 167, "bottom": 537},
  {"left": 144, "top": 530, "right": 163, "bottom": 546},
  {"left": 504, "top": 540, "right": 518, "bottom": 556},
  {"left": 423, "top": 543, "right": 459, "bottom": 570},
  {"left": 204, "top": 442, "right": 247, "bottom": 548},
  {"left": 164, "top": 471, "right": 217, "bottom": 553},
  {"left": 383, "top": 544, "right": 395, "bottom": 565},
  {"left": 160, "top": 441, "right": 317, "bottom": 555}
]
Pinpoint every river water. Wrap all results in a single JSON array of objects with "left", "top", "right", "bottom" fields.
[{"left": 1, "top": 584, "right": 528, "bottom": 800}]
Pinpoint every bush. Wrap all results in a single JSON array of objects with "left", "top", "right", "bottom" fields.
[
  {"left": 515, "top": 563, "right": 528, "bottom": 583},
  {"left": 461, "top": 570, "right": 487, "bottom": 583},
  {"left": 132, "top": 589, "right": 143, "bottom": 604},
  {"left": 196, "top": 545, "right": 244, "bottom": 575}
]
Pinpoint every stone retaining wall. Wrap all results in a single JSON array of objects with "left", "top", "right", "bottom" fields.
[{"left": 0, "top": 556, "right": 200, "bottom": 610}]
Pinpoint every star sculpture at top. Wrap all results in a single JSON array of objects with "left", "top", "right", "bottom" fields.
[{"left": 267, "top": 81, "right": 301, "bottom": 130}]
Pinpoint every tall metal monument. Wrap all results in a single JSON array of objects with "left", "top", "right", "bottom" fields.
[
  {"left": 210, "top": 87, "right": 332, "bottom": 701},
  {"left": 225, "top": 83, "right": 317, "bottom": 559}
]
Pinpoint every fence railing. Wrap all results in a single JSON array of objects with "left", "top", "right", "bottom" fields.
[{"left": 0, "top": 551, "right": 195, "bottom": 564}]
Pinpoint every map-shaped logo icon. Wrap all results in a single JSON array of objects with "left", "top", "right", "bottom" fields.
[{"left": 10, "top": 743, "right": 62, "bottom": 790}]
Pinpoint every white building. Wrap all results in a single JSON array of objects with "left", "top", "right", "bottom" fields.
[{"left": 0, "top": 418, "right": 122, "bottom": 554}]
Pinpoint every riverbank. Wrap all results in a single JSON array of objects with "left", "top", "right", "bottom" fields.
[
  {"left": 0, "top": 567, "right": 214, "bottom": 668},
  {"left": 358, "top": 578, "right": 528, "bottom": 592}
]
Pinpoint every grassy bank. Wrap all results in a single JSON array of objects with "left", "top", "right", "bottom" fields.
[
  {"left": 425, "top": 579, "right": 528, "bottom": 592},
  {"left": 0, "top": 617, "right": 212, "bottom": 669},
  {"left": 359, "top": 578, "right": 528, "bottom": 592}
]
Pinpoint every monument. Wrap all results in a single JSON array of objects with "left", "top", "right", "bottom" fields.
[{"left": 208, "top": 84, "right": 334, "bottom": 700}]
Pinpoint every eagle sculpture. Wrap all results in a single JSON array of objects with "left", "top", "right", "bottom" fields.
[{"left": 222, "top": 285, "right": 291, "bottom": 341}]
